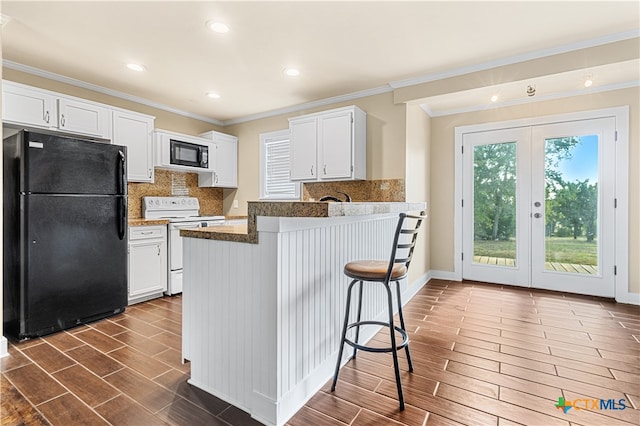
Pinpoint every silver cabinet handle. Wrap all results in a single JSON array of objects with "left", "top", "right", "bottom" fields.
[
  {"left": 157, "top": 245, "right": 161, "bottom": 256},
  {"left": 534, "top": 213, "right": 542, "bottom": 218},
  {"left": 60, "top": 114, "right": 66, "bottom": 127},
  {"left": 311, "top": 165, "right": 314, "bottom": 176},
  {"left": 44, "top": 111, "right": 50, "bottom": 123},
  {"left": 148, "top": 168, "right": 152, "bottom": 178},
  {"left": 323, "top": 165, "right": 327, "bottom": 175}
]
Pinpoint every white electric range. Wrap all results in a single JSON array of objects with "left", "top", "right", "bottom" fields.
[{"left": 142, "top": 196, "right": 224, "bottom": 295}]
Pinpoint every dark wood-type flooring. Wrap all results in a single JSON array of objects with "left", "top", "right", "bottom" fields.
[{"left": 2, "top": 280, "right": 639, "bottom": 425}]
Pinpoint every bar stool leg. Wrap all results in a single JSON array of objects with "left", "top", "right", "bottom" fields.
[
  {"left": 331, "top": 278, "right": 358, "bottom": 392},
  {"left": 395, "top": 280, "right": 413, "bottom": 372},
  {"left": 352, "top": 280, "right": 364, "bottom": 359},
  {"left": 385, "top": 282, "right": 405, "bottom": 410}
]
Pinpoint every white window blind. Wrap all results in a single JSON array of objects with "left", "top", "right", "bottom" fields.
[{"left": 260, "top": 130, "right": 300, "bottom": 200}]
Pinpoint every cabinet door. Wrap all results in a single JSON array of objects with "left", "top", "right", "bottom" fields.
[
  {"left": 214, "top": 135, "right": 238, "bottom": 187},
  {"left": 318, "top": 110, "right": 353, "bottom": 180},
  {"left": 289, "top": 117, "right": 317, "bottom": 180},
  {"left": 113, "top": 110, "right": 155, "bottom": 182},
  {"left": 58, "top": 98, "right": 111, "bottom": 138},
  {"left": 2, "top": 82, "right": 57, "bottom": 128},
  {"left": 129, "top": 239, "right": 165, "bottom": 299}
]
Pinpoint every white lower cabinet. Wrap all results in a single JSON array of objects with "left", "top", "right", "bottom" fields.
[{"left": 128, "top": 225, "right": 167, "bottom": 304}]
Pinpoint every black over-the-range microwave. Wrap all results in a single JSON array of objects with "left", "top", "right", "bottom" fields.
[{"left": 169, "top": 138, "right": 209, "bottom": 169}]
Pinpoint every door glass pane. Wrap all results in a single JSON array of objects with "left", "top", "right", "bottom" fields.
[
  {"left": 544, "top": 136, "right": 598, "bottom": 274},
  {"left": 473, "top": 142, "right": 517, "bottom": 267}
]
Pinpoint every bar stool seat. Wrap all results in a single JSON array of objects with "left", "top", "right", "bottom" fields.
[
  {"left": 345, "top": 261, "right": 407, "bottom": 280},
  {"left": 331, "top": 211, "right": 426, "bottom": 411}
]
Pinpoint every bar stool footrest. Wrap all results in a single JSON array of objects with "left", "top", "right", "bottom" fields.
[{"left": 344, "top": 321, "right": 409, "bottom": 353}]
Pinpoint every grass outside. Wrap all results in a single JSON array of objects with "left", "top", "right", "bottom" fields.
[{"left": 474, "top": 237, "right": 597, "bottom": 265}]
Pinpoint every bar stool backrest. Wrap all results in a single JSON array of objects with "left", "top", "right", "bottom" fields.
[{"left": 386, "top": 210, "right": 427, "bottom": 282}]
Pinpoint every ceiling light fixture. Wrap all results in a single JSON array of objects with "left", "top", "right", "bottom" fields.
[
  {"left": 584, "top": 78, "right": 593, "bottom": 87},
  {"left": 206, "top": 92, "right": 221, "bottom": 99},
  {"left": 526, "top": 85, "right": 536, "bottom": 97},
  {"left": 207, "top": 21, "right": 229, "bottom": 33},
  {"left": 126, "top": 63, "right": 145, "bottom": 72},
  {"left": 490, "top": 95, "right": 498, "bottom": 103},
  {"left": 284, "top": 68, "right": 300, "bottom": 77}
]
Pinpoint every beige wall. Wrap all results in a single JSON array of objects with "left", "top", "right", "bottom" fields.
[
  {"left": 429, "top": 87, "right": 640, "bottom": 294},
  {"left": 2, "top": 68, "right": 224, "bottom": 136},
  {"left": 225, "top": 91, "right": 407, "bottom": 216},
  {"left": 405, "top": 104, "right": 431, "bottom": 284}
]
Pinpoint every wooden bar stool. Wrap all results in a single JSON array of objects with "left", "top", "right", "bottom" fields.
[{"left": 331, "top": 211, "right": 426, "bottom": 410}]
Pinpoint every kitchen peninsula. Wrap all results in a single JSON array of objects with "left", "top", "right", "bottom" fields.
[{"left": 181, "top": 201, "right": 426, "bottom": 426}]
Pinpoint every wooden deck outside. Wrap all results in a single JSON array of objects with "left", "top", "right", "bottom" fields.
[{"left": 473, "top": 256, "right": 598, "bottom": 274}]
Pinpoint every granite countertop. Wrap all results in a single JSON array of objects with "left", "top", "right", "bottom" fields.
[
  {"left": 181, "top": 201, "right": 426, "bottom": 244},
  {"left": 128, "top": 218, "right": 170, "bottom": 226}
]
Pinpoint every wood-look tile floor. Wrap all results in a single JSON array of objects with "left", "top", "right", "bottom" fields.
[
  {"left": 1, "top": 280, "right": 639, "bottom": 425},
  {"left": 1, "top": 296, "right": 262, "bottom": 426},
  {"left": 288, "top": 280, "right": 640, "bottom": 426}
]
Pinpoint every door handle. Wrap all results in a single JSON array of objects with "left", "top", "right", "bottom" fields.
[
  {"left": 118, "top": 150, "right": 127, "bottom": 195},
  {"left": 118, "top": 197, "right": 127, "bottom": 240}
]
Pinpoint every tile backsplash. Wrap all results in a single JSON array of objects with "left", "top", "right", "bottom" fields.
[
  {"left": 128, "top": 169, "right": 223, "bottom": 218},
  {"left": 303, "top": 179, "right": 405, "bottom": 202}
]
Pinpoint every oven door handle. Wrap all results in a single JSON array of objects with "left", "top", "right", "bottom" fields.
[{"left": 171, "top": 223, "right": 201, "bottom": 231}]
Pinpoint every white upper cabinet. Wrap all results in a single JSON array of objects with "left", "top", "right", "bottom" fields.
[
  {"left": 289, "top": 105, "right": 366, "bottom": 182},
  {"left": 289, "top": 117, "right": 317, "bottom": 180},
  {"left": 57, "top": 97, "right": 111, "bottom": 138},
  {"left": 2, "top": 81, "right": 57, "bottom": 128},
  {"left": 2, "top": 81, "right": 111, "bottom": 139},
  {"left": 198, "top": 130, "right": 238, "bottom": 188},
  {"left": 112, "top": 109, "right": 155, "bottom": 183}
]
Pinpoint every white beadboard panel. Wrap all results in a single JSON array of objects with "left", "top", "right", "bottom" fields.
[{"left": 183, "top": 214, "right": 427, "bottom": 426}]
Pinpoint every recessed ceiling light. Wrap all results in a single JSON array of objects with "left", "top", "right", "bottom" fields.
[
  {"left": 126, "top": 63, "right": 145, "bottom": 72},
  {"left": 206, "top": 92, "right": 221, "bottom": 99},
  {"left": 207, "top": 21, "right": 229, "bottom": 33},
  {"left": 584, "top": 79, "right": 593, "bottom": 87},
  {"left": 284, "top": 68, "right": 300, "bottom": 77},
  {"left": 490, "top": 95, "right": 498, "bottom": 103}
]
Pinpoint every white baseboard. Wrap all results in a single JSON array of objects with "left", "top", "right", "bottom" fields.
[
  {"left": 429, "top": 270, "right": 461, "bottom": 281},
  {"left": 0, "top": 336, "right": 8, "bottom": 358}
]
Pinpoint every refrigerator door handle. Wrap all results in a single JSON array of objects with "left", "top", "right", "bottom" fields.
[
  {"left": 118, "top": 196, "right": 127, "bottom": 240},
  {"left": 118, "top": 150, "right": 126, "bottom": 195}
]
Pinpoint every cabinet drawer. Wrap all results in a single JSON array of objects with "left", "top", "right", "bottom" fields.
[{"left": 129, "top": 225, "right": 166, "bottom": 240}]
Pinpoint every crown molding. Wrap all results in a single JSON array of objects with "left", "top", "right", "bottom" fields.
[
  {"left": 221, "top": 85, "right": 392, "bottom": 126},
  {"left": 2, "top": 60, "right": 225, "bottom": 127},
  {"left": 3, "top": 29, "right": 638, "bottom": 127},
  {"left": 425, "top": 80, "right": 640, "bottom": 118},
  {"left": 389, "top": 29, "right": 640, "bottom": 90}
]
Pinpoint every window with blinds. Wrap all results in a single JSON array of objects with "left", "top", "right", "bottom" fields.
[{"left": 260, "top": 130, "right": 301, "bottom": 200}]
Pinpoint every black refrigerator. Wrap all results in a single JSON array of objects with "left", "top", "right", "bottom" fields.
[{"left": 3, "top": 130, "right": 128, "bottom": 340}]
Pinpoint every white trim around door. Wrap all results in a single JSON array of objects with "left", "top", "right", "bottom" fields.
[{"left": 454, "top": 106, "right": 632, "bottom": 303}]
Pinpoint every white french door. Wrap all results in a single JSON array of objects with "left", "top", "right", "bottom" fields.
[{"left": 462, "top": 117, "right": 616, "bottom": 297}]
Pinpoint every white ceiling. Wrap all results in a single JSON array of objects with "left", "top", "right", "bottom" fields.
[{"left": 1, "top": 1, "right": 639, "bottom": 125}]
